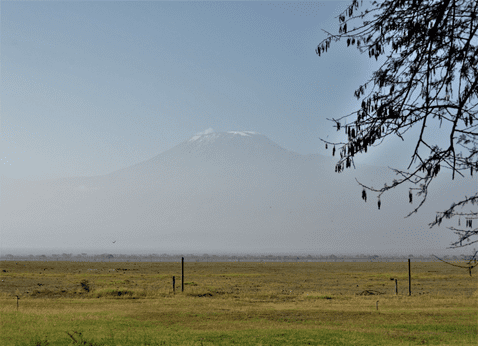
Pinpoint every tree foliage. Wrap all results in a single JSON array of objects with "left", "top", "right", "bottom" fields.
[{"left": 317, "top": 0, "right": 478, "bottom": 249}]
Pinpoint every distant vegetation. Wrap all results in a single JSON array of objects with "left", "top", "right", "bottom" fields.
[{"left": 2, "top": 252, "right": 475, "bottom": 263}]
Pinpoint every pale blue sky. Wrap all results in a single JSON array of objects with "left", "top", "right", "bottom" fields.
[
  {"left": 1, "top": 0, "right": 446, "bottom": 180},
  {"left": 2, "top": 1, "right": 476, "bottom": 257}
]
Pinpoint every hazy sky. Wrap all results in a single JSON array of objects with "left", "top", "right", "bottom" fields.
[
  {"left": 2, "top": 0, "right": 415, "bottom": 181},
  {"left": 2, "top": 1, "right": 476, "bottom": 257},
  {"left": 2, "top": 0, "right": 470, "bottom": 182}
]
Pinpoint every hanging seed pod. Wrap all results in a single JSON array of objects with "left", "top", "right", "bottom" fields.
[
  {"left": 325, "top": 143, "right": 328, "bottom": 149},
  {"left": 377, "top": 199, "right": 381, "bottom": 210},
  {"left": 471, "top": 166, "right": 473, "bottom": 177},
  {"left": 347, "top": 126, "right": 350, "bottom": 137},
  {"left": 362, "top": 189, "right": 367, "bottom": 202},
  {"left": 332, "top": 146, "right": 336, "bottom": 156},
  {"left": 470, "top": 116, "right": 474, "bottom": 125},
  {"left": 409, "top": 190, "right": 413, "bottom": 204},
  {"left": 352, "top": 128, "right": 356, "bottom": 138}
]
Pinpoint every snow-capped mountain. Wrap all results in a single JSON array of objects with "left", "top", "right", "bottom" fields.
[{"left": 1, "top": 131, "right": 474, "bottom": 254}]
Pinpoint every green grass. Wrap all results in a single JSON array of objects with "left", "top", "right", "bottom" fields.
[
  {"left": 7, "top": 308, "right": 474, "bottom": 346},
  {"left": 2, "top": 296, "right": 476, "bottom": 346}
]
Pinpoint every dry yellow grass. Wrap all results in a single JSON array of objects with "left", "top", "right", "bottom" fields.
[
  {"left": 1, "top": 260, "right": 475, "bottom": 299},
  {"left": 0, "top": 261, "right": 476, "bottom": 345}
]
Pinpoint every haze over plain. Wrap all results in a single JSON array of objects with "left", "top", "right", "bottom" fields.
[{"left": 1, "top": 1, "right": 475, "bottom": 256}]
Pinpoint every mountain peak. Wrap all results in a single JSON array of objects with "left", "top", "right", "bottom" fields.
[{"left": 188, "top": 130, "right": 260, "bottom": 142}]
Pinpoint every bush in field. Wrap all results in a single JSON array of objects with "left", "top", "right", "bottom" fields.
[{"left": 80, "top": 280, "right": 90, "bottom": 293}]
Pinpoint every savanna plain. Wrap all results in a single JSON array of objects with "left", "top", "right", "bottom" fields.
[{"left": 0, "top": 260, "right": 476, "bottom": 346}]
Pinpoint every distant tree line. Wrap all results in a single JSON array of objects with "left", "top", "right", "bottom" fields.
[{"left": 2, "top": 252, "right": 475, "bottom": 262}]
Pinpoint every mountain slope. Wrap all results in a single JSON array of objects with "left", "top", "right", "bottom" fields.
[{"left": 1, "top": 131, "right": 474, "bottom": 254}]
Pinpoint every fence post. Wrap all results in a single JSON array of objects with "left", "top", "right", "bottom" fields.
[
  {"left": 182, "top": 257, "right": 184, "bottom": 292},
  {"left": 395, "top": 278, "right": 398, "bottom": 295},
  {"left": 173, "top": 276, "right": 175, "bottom": 295},
  {"left": 408, "top": 258, "right": 411, "bottom": 296}
]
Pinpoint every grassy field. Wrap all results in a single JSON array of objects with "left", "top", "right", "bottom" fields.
[{"left": 0, "top": 260, "right": 476, "bottom": 345}]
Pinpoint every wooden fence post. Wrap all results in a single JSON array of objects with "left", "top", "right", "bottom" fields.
[
  {"left": 173, "top": 276, "right": 175, "bottom": 295},
  {"left": 408, "top": 259, "right": 411, "bottom": 296},
  {"left": 395, "top": 278, "right": 398, "bottom": 295},
  {"left": 182, "top": 257, "right": 184, "bottom": 292}
]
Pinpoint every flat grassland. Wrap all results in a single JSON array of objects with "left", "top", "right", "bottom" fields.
[{"left": 0, "top": 260, "right": 476, "bottom": 345}]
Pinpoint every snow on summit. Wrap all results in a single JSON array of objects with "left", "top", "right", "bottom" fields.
[
  {"left": 189, "top": 130, "right": 259, "bottom": 142},
  {"left": 227, "top": 131, "right": 258, "bottom": 136}
]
